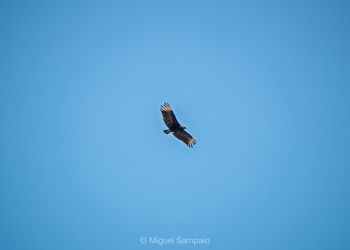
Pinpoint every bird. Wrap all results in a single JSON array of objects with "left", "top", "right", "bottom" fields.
[{"left": 160, "top": 102, "right": 197, "bottom": 148}]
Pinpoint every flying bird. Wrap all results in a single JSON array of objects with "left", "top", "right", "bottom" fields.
[{"left": 160, "top": 102, "right": 196, "bottom": 148}]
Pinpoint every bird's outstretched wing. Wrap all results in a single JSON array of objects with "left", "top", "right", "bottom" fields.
[
  {"left": 173, "top": 130, "right": 197, "bottom": 148},
  {"left": 160, "top": 102, "right": 180, "bottom": 128}
]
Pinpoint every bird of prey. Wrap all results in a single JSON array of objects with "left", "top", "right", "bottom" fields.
[{"left": 160, "top": 102, "right": 196, "bottom": 148}]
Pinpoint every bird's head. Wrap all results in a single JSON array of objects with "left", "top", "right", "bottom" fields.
[{"left": 181, "top": 125, "right": 187, "bottom": 130}]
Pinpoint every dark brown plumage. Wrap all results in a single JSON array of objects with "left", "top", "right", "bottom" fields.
[{"left": 160, "top": 102, "right": 196, "bottom": 148}]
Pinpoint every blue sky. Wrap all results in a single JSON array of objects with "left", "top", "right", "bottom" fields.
[{"left": 1, "top": 0, "right": 350, "bottom": 249}]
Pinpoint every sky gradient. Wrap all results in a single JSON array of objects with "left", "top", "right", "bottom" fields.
[{"left": 1, "top": 0, "right": 350, "bottom": 249}]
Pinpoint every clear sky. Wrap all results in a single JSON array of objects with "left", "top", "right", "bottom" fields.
[{"left": 1, "top": 0, "right": 350, "bottom": 249}]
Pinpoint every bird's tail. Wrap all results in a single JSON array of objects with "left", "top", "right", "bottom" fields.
[{"left": 163, "top": 129, "right": 171, "bottom": 134}]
